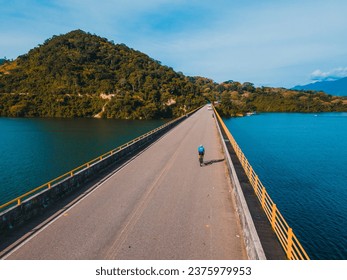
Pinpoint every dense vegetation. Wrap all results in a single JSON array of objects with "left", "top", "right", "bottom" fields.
[
  {"left": 0, "top": 30, "right": 205, "bottom": 119},
  {"left": 0, "top": 30, "right": 346, "bottom": 119},
  {"left": 204, "top": 81, "right": 347, "bottom": 117}
]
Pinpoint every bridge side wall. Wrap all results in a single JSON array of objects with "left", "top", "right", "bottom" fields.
[
  {"left": 0, "top": 111, "right": 197, "bottom": 234},
  {"left": 214, "top": 113, "right": 266, "bottom": 260}
]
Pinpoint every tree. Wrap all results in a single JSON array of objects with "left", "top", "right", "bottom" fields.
[{"left": 242, "top": 82, "right": 255, "bottom": 92}]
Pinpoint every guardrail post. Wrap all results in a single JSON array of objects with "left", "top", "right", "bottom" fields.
[
  {"left": 17, "top": 198, "right": 21, "bottom": 206},
  {"left": 287, "top": 227, "right": 294, "bottom": 259},
  {"left": 271, "top": 204, "right": 277, "bottom": 229},
  {"left": 240, "top": 153, "right": 245, "bottom": 166},
  {"left": 254, "top": 175, "right": 259, "bottom": 194},
  {"left": 248, "top": 166, "right": 253, "bottom": 182},
  {"left": 261, "top": 187, "right": 266, "bottom": 208},
  {"left": 239, "top": 150, "right": 244, "bottom": 164},
  {"left": 247, "top": 163, "right": 252, "bottom": 179}
]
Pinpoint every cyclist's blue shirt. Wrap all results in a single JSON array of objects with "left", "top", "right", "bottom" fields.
[{"left": 198, "top": 146, "right": 205, "bottom": 153}]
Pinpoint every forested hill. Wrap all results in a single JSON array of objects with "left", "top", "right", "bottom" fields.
[
  {"left": 0, "top": 30, "right": 205, "bottom": 118},
  {"left": 0, "top": 30, "right": 346, "bottom": 118}
]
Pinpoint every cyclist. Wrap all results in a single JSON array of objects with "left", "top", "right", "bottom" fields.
[{"left": 198, "top": 144, "right": 205, "bottom": 167}]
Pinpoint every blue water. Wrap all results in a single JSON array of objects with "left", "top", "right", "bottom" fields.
[
  {"left": 0, "top": 118, "right": 165, "bottom": 206},
  {"left": 224, "top": 112, "right": 347, "bottom": 260}
]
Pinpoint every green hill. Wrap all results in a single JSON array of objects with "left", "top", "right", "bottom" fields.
[
  {"left": 0, "top": 30, "right": 346, "bottom": 118},
  {"left": 0, "top": 30, "right": 204, "bottom": 118}
]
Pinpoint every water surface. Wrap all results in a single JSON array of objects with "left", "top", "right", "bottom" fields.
[
  {"left": 224, "top": 112, "right": 347, "bottom": 259},
  {"left": 0, "top": 118, "right": 165, "bottom": 206}
]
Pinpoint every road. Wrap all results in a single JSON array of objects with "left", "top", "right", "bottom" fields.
[{"left": 5, "top": 106, "right": 247, "bottom": 260}]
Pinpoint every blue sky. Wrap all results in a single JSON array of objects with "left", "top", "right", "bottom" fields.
[{"left": 1, "top": 0, "right": 347, "bottom": 88}]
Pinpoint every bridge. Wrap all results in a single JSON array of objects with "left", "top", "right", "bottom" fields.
[{"left": 0, "top": 106, "right": 309, "bottom": 260}]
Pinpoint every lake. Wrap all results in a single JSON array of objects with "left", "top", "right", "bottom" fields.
[
  {"left": 224, "top": 112, "right": 347, "bottom": 260},
  {"left": 0, "top": 118, "right": 165, "bottom": 206}
]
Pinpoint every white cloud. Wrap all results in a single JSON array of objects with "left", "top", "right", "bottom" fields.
[
  {"left": 135, "top": 0, "right": 347, "bottom": 87},
  {"left": 2, "top": 0, "right": 347, "bottom": 87},
  {"left": 311, "top": 68, "right": 347, "bottom": 82}
]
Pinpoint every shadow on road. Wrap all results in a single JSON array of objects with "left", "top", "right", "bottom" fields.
[{"left": 203, "top": 158, "right": 225, "bottom": 166}]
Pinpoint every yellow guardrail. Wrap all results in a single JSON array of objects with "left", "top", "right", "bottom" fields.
[
  {"left": 0, "top": 106, "right": 202, "bottom": 211},
  {"left": 214, "top": 107, "right": 310, "bottom": 260}
]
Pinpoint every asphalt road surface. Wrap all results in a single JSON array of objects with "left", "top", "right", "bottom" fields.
[{"left": 5, "top": 106, "right": 247, "bottom": 260}]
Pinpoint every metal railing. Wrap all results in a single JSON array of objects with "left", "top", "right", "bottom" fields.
[
  {"left": 214, "top": 107, "right": 310, "bottom": 260},
  {"left": 0, "top": 107, "right": 201, "bottom": 211}
]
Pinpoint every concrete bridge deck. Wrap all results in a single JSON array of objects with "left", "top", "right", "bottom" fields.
[{"left": 3, "top": 106, "right": 247, "bottom": 259}]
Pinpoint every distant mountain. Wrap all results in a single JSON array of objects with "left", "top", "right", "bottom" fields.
[
  {"left": 0, "top": 58, "right": 6, "bottom": 65},
  {"left": 292, "top": 77, "right": 347, "bottom": 96}
]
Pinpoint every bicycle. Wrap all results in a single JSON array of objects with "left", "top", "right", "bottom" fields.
[{"left": 198, "top": 153, "right": 204, "bottom": 167}]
